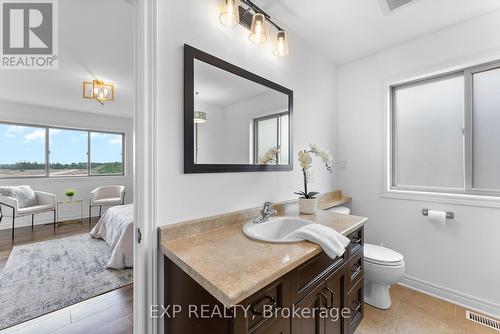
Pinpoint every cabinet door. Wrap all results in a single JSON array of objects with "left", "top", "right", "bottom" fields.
[
  {"left": 344, "top": 278, "right": 364, "bottom": 334},
  {"left": 291, "top": 283, "right": 327, "bottom": 334},
  {"left": 323, "top": 269, "right": 344, "bottom": 334}
]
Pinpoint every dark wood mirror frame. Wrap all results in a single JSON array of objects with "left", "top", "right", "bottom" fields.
[{"left": 184, "top": 44, "right": 294, "bottom": 173}]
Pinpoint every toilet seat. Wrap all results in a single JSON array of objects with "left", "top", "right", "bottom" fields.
[{"left": 364, "top": 243, "right": 404, "bottom": 267}]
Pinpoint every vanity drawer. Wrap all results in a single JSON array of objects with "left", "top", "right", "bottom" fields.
[
  {"left": 345, "top": 277, "right": 364, "bottom": 334},
  {"left": 291, "top": 252, "right": 344, "bottom": 304},
  {"left": 236, "top": 274, "right": 291, "bottom": 334},
  {"left": 346, "top": 249, "right": 364, "bottom": 293},
  {"left": 346, "top": 227, "right": 363, "bottom": 259}
]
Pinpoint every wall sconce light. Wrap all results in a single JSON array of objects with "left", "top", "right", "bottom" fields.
[
  {"left": 82, "top": 79, "right": 115, "bottom": 105},
  {"left": 219, "top": 0, "right": 240, "bottom": 27},
  {"left": 219, "top": 0, "right": 289, "bottom": 57}
]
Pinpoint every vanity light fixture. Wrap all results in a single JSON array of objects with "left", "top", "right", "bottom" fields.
[
  {"left": 219, "top": 0, "right": 289, "bottom": 56},
  {"left": 219, "top": 0, "right": 240, "bottom": 27},
  {"left": 82, "top": 79, "right": 115, "bottom": 105}
]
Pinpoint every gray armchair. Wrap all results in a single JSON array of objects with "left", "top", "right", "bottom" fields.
[{"left": 0, "top": 188, "right": 56, "bottom": 241}]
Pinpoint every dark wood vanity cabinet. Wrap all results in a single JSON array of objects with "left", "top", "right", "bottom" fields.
[
  {"left": 164, "top": 227, "right": 364, "bottom": 334},
  {"left": 291, "top": 265, "right": 344, "bottom": 334}
]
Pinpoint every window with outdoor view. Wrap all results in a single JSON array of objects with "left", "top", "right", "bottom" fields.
[
  {"left": 90, "top": 132, "right": 124, "bottom": 175},
  {"left": 0, "top": 122, "right": 124, "bottom": 178},
  {"left": 0, "top": 124, "right": 47, "bottom": 177}
]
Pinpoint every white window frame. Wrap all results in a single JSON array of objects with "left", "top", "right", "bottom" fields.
[
  {"left": 383, "top": 59, "right": 500, "bottom": 207},
  {"left": 253, "top": 111, "right": 289, "bottom": 164},
  {"left": 0, "top": 121, "right": 126, "bottom": 179}
]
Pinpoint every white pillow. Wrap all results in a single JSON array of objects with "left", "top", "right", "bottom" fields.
[{"left": 0, "top": 185, "right": 38, "bottom": 208}]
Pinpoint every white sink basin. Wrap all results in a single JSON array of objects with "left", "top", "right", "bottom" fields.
[{"left": 242, "top": 217, "right": 315, "bottom": 243}]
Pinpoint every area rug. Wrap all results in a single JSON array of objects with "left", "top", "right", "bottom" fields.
[{"left": 0, "top": 234, "right": 133, "bottom": 330}]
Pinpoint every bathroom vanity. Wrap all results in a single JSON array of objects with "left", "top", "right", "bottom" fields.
[{"left": 160, "top": 192, "right": 367, "bottom": 334}]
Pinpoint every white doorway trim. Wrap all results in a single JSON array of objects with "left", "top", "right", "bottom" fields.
[{"left": 133, "top": 0, "right": 158, "bottom": 333}]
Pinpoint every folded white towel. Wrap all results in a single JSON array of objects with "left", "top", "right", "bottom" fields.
[{"left": 285, "top": 224, "right": 351, "bottom": 259}]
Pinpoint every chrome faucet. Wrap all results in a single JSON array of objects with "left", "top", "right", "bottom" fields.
[{"left": 253, "top": 201, "right": 277, "bottom": 224}]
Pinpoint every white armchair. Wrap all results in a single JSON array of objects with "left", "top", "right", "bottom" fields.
[
  {"left": 89, "top": 186, "right": 126, "bottom": 225},
  {"left": 0, "top": 188, "right": 56, "bottom": 241}
]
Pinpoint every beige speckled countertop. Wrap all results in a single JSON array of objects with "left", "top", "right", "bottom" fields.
[{"left": 160, "top": 192, "right": 367, "bottom": 308}]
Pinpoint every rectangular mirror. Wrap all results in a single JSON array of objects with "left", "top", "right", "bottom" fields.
[{"left": 184, "top": 45, "right": 293, "bottom": 173}]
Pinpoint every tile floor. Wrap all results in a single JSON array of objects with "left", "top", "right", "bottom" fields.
[{"left": 357, "top": 284, "right": 499, "bottom": 334}]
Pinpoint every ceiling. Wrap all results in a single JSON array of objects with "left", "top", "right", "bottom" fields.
[
  {"left": 0, "top": 0, "right": 133, "bottom": 118},
  {"left": 259, "top": 0, "right": 500, "bottom": 64},
  {"left": 1, "top": 0, "right": 499, "bottom": 117}
]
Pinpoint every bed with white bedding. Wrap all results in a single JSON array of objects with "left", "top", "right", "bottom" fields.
[{"left": 90, "top": 204, "right": 134, "bottom": 269}]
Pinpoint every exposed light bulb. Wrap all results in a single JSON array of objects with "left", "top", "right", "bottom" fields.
[
  {"left": 249, "top": 13, "right": 267, "bottom": 44},
  {"left": 219, "top": 0, "right": 240, "bottom": 27},
  {"left": 273, "top": 30, "right": 289, "bottom": 57}
]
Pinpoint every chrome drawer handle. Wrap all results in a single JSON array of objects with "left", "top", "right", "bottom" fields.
[
  {"left": 324, "top": 287, "right": 335, "bottom": 309},
  {"left": 350, "top": 237, "right": 361, "bottom": 244},
  {"left": 319, "top": 291, "right": 331, "bottom": 309},
  {"left": 351, "top": 300, "right": 361, "bottom": 312},
  {"left": 351, "top": 264, "right": 362, "bottom": 279}
]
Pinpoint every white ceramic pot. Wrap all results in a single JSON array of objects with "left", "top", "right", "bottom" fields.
[{"left": 299, "top": 198, "right": 317, "bottom": 215}]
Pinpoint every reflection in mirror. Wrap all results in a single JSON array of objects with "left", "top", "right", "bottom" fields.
[{"left": 193, "top": 59, "right": 290, "bottom": 166}]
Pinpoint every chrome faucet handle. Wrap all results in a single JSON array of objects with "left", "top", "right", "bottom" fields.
[
  {"left": 262, "top": 201, "right": 274, "bottom": 212},
  {"left": 254, "top": 201, "right": 276, "bottom": 224}
]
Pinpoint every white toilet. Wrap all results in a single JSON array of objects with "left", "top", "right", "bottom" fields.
[
  {"left": 363, "top": 243, "right": 405, "bottom": 309},
  {"left": 326, "top": 207, "right": 405, "bottom": 309}
]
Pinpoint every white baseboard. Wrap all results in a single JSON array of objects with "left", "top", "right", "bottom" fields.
[
  {"left": 400, "top": 275, "right": 500, "bottom": 319},
  {"left": 0, "top": 212, "right": 94, "bottom": 230}
]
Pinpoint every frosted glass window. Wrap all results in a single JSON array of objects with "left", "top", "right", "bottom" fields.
[
  {"left": 393, "top": 74, "right": 465, "bottom": 188},
  {"left": 254, "top": 112, "right": 290, "bottom": 165},
  {"left": 279, "top": 114, "right": 289, "bottom": 164},
  {"left": 472, "top": 67, "right": 500, "bottom": 190},
  {"left": 256, "top": 117, "right": 278, "bottom": 163}
]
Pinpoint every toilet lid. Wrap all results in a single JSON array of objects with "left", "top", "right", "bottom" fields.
[{"left": 364, "top": 243, "right": 404, "bottom": 266}]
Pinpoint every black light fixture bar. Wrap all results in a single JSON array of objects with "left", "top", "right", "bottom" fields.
[{"left": 239, "top": 0, "right": 283, "bottom": 31}]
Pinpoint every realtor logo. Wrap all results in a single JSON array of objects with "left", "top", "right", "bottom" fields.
[{"left": 0, "top": 0, "right": 58, "bottom": 69}]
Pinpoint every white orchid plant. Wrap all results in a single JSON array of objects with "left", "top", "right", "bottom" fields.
[
  {"left": 295, "top": 144, "right": 333, "bottom": 199},
  {"left": 259, "top": 147, "right": 280, "bottom": 165}
]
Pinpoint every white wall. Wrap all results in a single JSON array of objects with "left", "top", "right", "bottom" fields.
[
  {"left": 0, "top": 100, "right": 133, "bottom": 229},
  {"left": 337, "top": 11, "right": 500, "bottom": 315},
  {"left": 223, "top": 92, "right": 288, "bottom": 164},
  {"left": 195, "top": 102, "right": 226, "bottom": 164},
  {"left": 157, "top": 0, "right": 338, "bottom": 224}
]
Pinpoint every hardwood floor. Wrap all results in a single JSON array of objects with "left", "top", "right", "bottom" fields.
[
  {"left": 1, "top": 285, "right": 133, "bottom": 334},
  {"left": 0, "top": 217, "right": 133, "bottom": 334}
]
